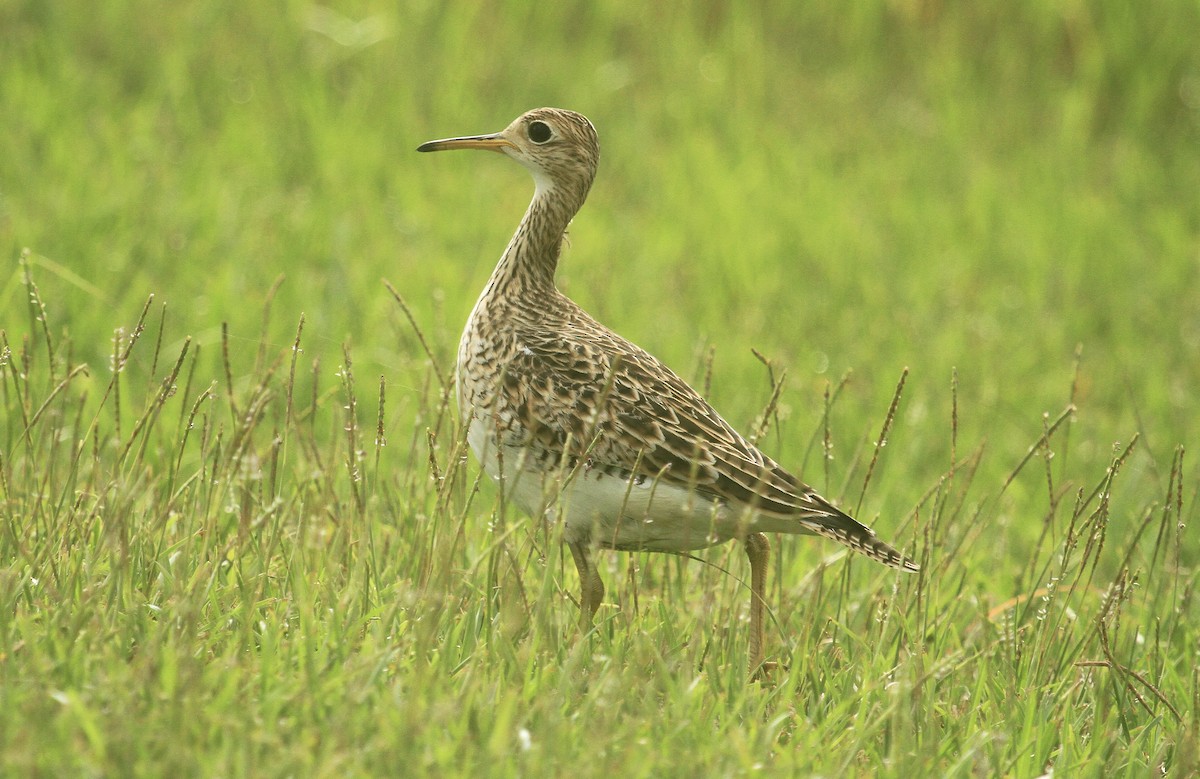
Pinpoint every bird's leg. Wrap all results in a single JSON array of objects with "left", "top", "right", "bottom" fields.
[
  {"left": 744, "top": 532, "right": 771, "bottom": 678},
  {"left": 569, "top": 541, "right": 604, "bottom": 630}
]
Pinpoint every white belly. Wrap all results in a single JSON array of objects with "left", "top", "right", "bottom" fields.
[{"left": 465, "top": 411, "right": 747, "bottom": 552}]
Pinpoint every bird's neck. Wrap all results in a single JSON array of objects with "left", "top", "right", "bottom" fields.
[{"left": 486, "top": 181, "right": 586, "bottom": 300}]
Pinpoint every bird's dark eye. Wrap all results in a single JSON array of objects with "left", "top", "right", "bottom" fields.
[{"left": 527, "top": 120, "right": 552, "bottom": 144}]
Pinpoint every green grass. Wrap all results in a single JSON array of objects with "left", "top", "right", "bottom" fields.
[{"left": 2, "top": 1, "right": 1199, "bottom": 775}]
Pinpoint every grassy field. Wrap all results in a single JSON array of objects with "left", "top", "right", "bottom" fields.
[{"left": 3, "top": 1, "right": 1199, "bottom": 775}]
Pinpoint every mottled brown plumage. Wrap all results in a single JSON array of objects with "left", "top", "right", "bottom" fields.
[{"left": 418, "top": 108, "right": 918, "bottom": 674}]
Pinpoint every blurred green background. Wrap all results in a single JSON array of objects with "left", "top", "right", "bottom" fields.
[
  {"left": 2, "top": 0, "right": 1198, "bottom": 586},
  {"left": 5, "top": 2, "right": 1198, "bottom": 455},
  {"left": 3, "top": 1, "right": 1200, "bottom": 774}
]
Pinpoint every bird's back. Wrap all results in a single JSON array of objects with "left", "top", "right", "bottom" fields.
[{"left": 457, "top": 286, "right": 917, "bottom": 569}]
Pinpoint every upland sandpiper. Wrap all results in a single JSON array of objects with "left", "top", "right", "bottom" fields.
[{"left": 418, "top": 108, "right": 919, "bottom": 675}]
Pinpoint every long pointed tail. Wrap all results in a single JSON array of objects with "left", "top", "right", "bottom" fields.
[
  {"left": 756, "top": 488, "right": 921, "bottom": 571},
  {"left": 803, "top": 514, "right": 921, "bottom": 572}
]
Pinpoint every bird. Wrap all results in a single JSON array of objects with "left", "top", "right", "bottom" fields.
[{"left": 417, "top": 108, "right": 919, "bottom": 675}]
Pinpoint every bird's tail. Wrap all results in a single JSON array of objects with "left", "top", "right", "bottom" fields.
[
  {"left": 803, "top": 514, "right": 921, "bottom": 572},
  {"left": 755, "top": 499, "right": 920, "bottom": 572}
]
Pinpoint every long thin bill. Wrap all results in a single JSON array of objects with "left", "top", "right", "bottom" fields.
[{"left": 416, "top": 133, "right": 513, "bottom": 153}]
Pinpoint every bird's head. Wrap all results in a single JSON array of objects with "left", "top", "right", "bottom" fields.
[{"left": 418, "top": 108, "right": 599, "bottom": 200}]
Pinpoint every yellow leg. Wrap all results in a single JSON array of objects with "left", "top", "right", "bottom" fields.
[
  {"left": 569, "top": 541, "right": 604, "bottom": 629},
  {"left": 744, "top": 532, "right": 770, "bottom": 677}
]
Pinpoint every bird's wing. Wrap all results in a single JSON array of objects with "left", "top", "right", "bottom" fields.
[
  {"left": 503, "top": 313, "right": 825, "bottom": 495},
  {"left": 500, "top": 319, "right": 918, "bottom": 571}
]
